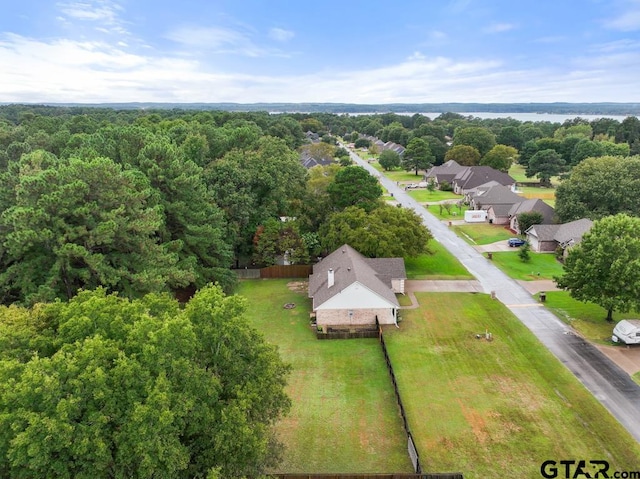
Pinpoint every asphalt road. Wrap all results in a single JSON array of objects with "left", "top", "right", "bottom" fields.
[{"left": 348, "top": 148, "right": 640, "bottom": 443}]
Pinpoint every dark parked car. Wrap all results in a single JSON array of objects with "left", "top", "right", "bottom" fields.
[{"left": 508, "top": 237, "right": 526, "bottom": 247}]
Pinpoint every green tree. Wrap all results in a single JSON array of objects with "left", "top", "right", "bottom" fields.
[
  {"left": 518, "top": 241, "right": 531, "bottom": 262},
  {"left": 554, "top": 156, "right": 640, "bottom": 222},
  {"left": 517, "top": 211, "right": 544, "bottom": 234},
  {"left": 0, "top": 285, "right": 291, "bottom": 477},
  {"left": 571, "top": 139, "right": 605, "bottom": 165},
  {"left": 0, "top": 153, "right": 189, "bottom": 305},
  {"left": 445, "top": 144, "right": 481, "bottom": 166},
  {"left": 327, "top": 165, "right": 382, "bottom": 212},
  {"left": 402, "top": 137, "right": 434, "bottom": 175},
  {"left": 453, "top": 127, "right": 496, "bottom": 157},
  {"left": 480, "top": 144, "right": 518, "bottom": 172},
  {"left": 252, "top": 218, "right": 309, "bottom": 266},
  {"left": 378, "top": 149, "right": 401, "bottom": 170},
  {"left": 497, "top": 126, "right": 524, "bottom": 150},
  {"left": 526, "top": 149, "right": 567, "bottom": 187},
  {"left": 555, "top": 214, "right": 640, "bottom": 321},
  {"left": 319, "top": 204, "right": 432, "bottom": 258}
]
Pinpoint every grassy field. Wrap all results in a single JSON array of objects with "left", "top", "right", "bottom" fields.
[
  {"left": 451, "top": 223, "right": 514, "bottom": 245},
  {"left": 408, "top": 189, "right": 460, "bottom": 203},
  {"left": 489, "top": 251, "right": 565, "bottom": 280},
  {"left": 542, "top": 291, "right": 640, "bottom": 344},
  {"left": 235, "top": 279, "right": 412, "bottom": 474},
  {"left": 383, "top": 292, "right": 640, "bottom": 479},
  {"left": 405, "top": 240, "right": 473, "bottom": 279}
]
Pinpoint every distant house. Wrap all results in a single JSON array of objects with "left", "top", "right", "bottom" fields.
[
  {"left": 508, "top": 199, "right": 556, "bottom": 234},
  {"left": 424, "top": 162, "right": 515, "bottom": 194},
  {"left": 525, "top": 218, "right": 593, "bottom": 253},
  {"left": 308, "top": 244, "right": 406, "bottom": 329}
]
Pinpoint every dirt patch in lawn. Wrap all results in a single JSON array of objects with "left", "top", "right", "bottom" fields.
[
  {"left": 287, "top": 281, "right": 308, "bottom": 294},
  {"left": 458, "top": 399, "right": 489, "bottom": 445}
]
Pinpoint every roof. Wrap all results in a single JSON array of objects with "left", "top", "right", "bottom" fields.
[
  {"left": 508, "top": 198, "right": 556, "bottom": 224},
  {"left": 526, "top": 224, "right": 561, "bottom": 242},
  {"left": 300, "top": 150, "right": 335, "bottom": 169},
  {"left": 424, "top": 160, "right": 469, "bottom": 183},
  {"left": 452, "top": 166, "right": 515, "bottom": 191},
  {"left": 488, "top": 203, "right": 517, "bottom": 217},
  {"left": 553, "top": 218, "right": 593, "bottom": 246},
  {"left": 470, "top": 184, "right": 522, "bottom": 207},
  {"left": 308, "top": 244, "right": 405, "bottom": 309}
]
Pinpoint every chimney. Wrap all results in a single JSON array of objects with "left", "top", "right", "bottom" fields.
[{"left": 328, "top": 268, "right": 334, "bottom": 288}]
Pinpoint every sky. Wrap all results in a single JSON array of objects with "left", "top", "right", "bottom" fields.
[{"left": 1, "top": 0, "right": 640, "bottom": 104}]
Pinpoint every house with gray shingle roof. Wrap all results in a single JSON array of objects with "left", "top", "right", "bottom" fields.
[
  {"left": 308, "top": 244, "right": 406, "bottom": 329},
  {"left": 525, "top": 218, "right": 593, "bottom": 253},
  {"left": 508, "top": 199, "right": 556, "bottom": 234},
  {"left": 451, "top": 166, "right": 516, "bottom": 194},
  {"left": 424, "top": 160, "right": 469, "bottom": 187}
]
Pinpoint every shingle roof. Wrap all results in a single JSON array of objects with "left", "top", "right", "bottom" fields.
[
  {"left": 553, "top": 218, "right": 593, "bottom": 246},
  {"left": 508, "top": 198, "right": 556, "bottom": 224},
  {"left": 308, "top": 244, "right": 405, "bottom": 309},
  {"left": 471, "top": 184, "right": 522, "bottom": 207},
  {"left": 527, "top": 224, "right": 561, "bottom": 241},
  {"left": 424, "top": 160, "right": 469, "bottom": 183},
  {"left": 453, "top": 166, "right": 515, "bottom": 191}
]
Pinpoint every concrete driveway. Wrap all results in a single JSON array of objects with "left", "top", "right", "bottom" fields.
[{"left": 473, "top": 240, "right": 518, "bottom": 253}]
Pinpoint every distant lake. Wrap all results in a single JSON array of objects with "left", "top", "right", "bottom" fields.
[{"left": 392, "top": 112, "right": 634, "bottom": 122}]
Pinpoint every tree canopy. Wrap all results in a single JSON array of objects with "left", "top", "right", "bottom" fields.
[
  {"left": 555, "top": 214, "right": 640, "bottom": 321},
  {"left": 402, "top": 137, "right": 434, "bottom": 175},
  {"left": 554, "top": 156, "right": 640, "bottom": 222},
  {"left": 326, "top": 165, "right": 382, "bottom": 212},
  {"left": 0, "top": 285, "right": 291, "bottom": 477},
  {"left": 319, "top": 204, "right": 432, "bottom": 258}
]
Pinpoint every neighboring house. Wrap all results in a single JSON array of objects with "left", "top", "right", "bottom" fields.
[
  {"left": 525, "top": 218, "right": 593, "bottom": 253},
  {"left": 468, "top": 184, "right": 522, "bottom": 212},
  {"left": 424, "top": 160, "right": 468, "bottom": 187},
  {"left": 305, "top": 131, "right": 321, "bottom": 142},
  {"left": 300, "top": 150, "right": 335, "bottom": 169},
  {"left": 451, "top": 166, "right": 516, "bottom": 195},
  {"left": 308, "top": 244, "right": 406, "bottom": 330},
  {"left": 508, "top": 199, "right": 556, "bottom": 234}
]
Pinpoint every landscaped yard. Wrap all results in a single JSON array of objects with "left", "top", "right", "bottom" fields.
[
  {"left": 488, "top": 251, "right": 565, "bottom": 280},
  {"left": 542, "top": 291, "right": 640, "bottom": 344},
  {"left": 235, "top": 279, "right": 412, "bottom": 474},
  {"left": 450, "top": 223, "right": 514, "bottom": 245},
  {"left": 408, "top": 189, "right": 460, "bottom": 203},
  {"left": 405, "top": 240, "right": 473, "bottom": 279},
  {"left": 383, "top": 292, "right": 640, "bottom": 479}
]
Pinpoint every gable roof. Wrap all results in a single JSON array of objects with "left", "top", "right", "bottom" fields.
[
  {"left": 470, "top": 184, "right": 522, "bottom": 207},
  {"left": 508, "top": 198, "right": 556, "bottom": 224},
  {"left": 452, "top": 166, "right": 515, "bottom": 191},
  {"left": 424, "top": 160, "right": 469, "bottom": 183},
  {"left": 526, "top": 224, "right": 560, "bottom": 241},
  {"left": 553, "top": 218, "right": 593, "bottom": 246},
  {"left": 308, "top": 244, "right": 405, "bottom": 309}
]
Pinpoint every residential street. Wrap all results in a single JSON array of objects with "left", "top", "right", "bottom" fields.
[{"left": 347, "top": 148, "right": 640, "bottom": 443}]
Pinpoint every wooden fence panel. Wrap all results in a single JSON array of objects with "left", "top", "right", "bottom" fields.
[{"left": 260, "top": 264, "right": 313, "bottom": 279}]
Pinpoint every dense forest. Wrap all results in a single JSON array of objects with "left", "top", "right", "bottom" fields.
[{"left": 0, "top": 105, "right": 639, "bottom": 306}]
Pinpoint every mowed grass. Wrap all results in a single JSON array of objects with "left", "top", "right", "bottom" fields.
[
  {"left": 407, "top": 189, "right": 460, "bottom": 203},
  {"left": 489, "top": 251, "right": 565, "bottom": 280},
  {"left": 235, "top": 279, "right": 412, "bottom": 473},
  {"left": 542, "top": 291, "right": 640, "bottom": 343},
  {"left": 383, "top": 293, "right": 640, "bottom": 479},
  {"left": 405, "top": 240, "right": 473, "bottom": 279},
  {"left": 451, "top": 223, "right": 514, "bottom": 245}
]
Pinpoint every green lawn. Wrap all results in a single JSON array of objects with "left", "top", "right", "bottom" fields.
[
  {"left": 405, "top": 240, "right": 473, "bottom": 279},
  {"left": 542, "top": 291, "right": 640, "bottom": 344},
  {"left": 370, "top": 162, "right": 423, "bottom": 182},
  {"left": 235, "top": 279, "right": 412, "bottom": 474},
  {"left": 488, "top": 251, "right": 565, "bottom": 280},
  {"left": 408, "top": 189, "right": 460, "bottom": 203},
  {"left": 451, "top": 223, "right": 514, "bottom": 245},
  {"left": 383, "top": 292, "right": 640, "bottom": 479}
]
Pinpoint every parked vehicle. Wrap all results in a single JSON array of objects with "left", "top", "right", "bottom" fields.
[
  {"left": 508, "top": 238, "right": 526, "bottom": 247},
  {"left": 612, "top": 319, "right": 640, "bottom": 344}
]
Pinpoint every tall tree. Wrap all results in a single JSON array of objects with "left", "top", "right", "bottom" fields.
[
  {"left": 378, "top": 149, "right": 401, "bottom": 171},
  {"left": 326, "top": 165, "right": 382, "bottom": 212},
  {"left": 0, "top": 153, "right": 189, "bottom": 305},
  {"left": 526, "top": 149, "right": 567, "bottom": 187},
  {"left": 554, "top": 155, "right": 640, "bottom": 222},
  {"left": 402, "top": 137, "right": 434, "bottom": 175},
  {"left": 319, "top": 205, "right": 432, "bottom": 258},
  {"left": 0, "top": 285, "right": 291, "bottom": 477},
  {"left": 453, "top": 127, "right": 496, "bottom": 157},
  {"left": 555, "top": 214, "right": 640, "bottom": 321},
  {"left": 480, "top": 144, "right": 518, "bottom": 172},
  {"left": 444, "top": 145, "right": 481, "bottom": 166}
]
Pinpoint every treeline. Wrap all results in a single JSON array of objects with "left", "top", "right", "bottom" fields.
[{"left": 1, "top": 105, "right": 639, "bottom": 305}]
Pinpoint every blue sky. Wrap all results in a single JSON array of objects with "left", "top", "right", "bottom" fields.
[{"left": 1, "top": 0, "right": 640, "bottom": 104}]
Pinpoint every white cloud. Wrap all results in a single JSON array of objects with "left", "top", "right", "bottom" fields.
[
  {"left": 269, "top": 28, "right": 294, "bottom": 42},
  {"left": 483, "top": 22, "right": 515, "bottom": 34},
  {"left": 1, "top": 32, "right": 639, "bottom": 104},
  {"left": 604, "top": 7, "right": 640, "bottom": 31},
  {"left": 57, "top": 1, "right": 122, "bottom": 24}
]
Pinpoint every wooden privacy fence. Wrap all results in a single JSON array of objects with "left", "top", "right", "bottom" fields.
[{"left": 260, "top": 264, "right": 313, "bottom": 279}]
